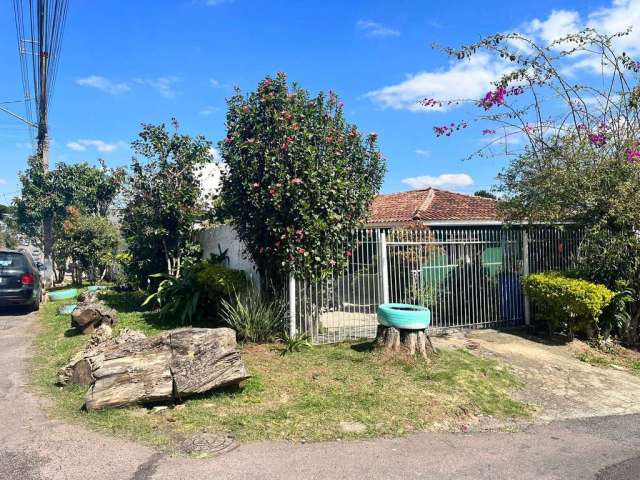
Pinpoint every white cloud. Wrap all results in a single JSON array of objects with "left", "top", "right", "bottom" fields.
[
  {"left": 401, "top": 173, "right": 474, "bottom": 190},
  {"left": 67, "top": 139, "right": 126, "bottom": 153},
  {"left": 199, "top": 105, "right": 220, "bottom": 116},
  {"left": 526, "top": 10, "right": 581, "bottom": 44},
  {"left": 76, "top": 75, "right": 130, "bottom": 95},
  {"left": 0, "top": 178, "right": 7, "bottom": 186},
  {"left": 209, "top": 78, "right": 231, "bottom": 89},
  {"left": 356, "top": 20, "right": 400, "bottom": 38},
  {"left": 524, "top": 1, "right": 640, "bottom": 72},
  {"left": 366, "top": 1, "right": 640, "bottom": 112},
  {"left": 365, "top": 53, "right": 507, "bottom": 111},
  {"left": 415, "top": 149, "right": 431, "bottom": 157},
  {"left": 145, "top": 77, "right": 180, "bottom": 98}
]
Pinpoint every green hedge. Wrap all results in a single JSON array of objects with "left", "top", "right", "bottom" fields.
[
  {"left": 522, "top": 272, "right": 614, "bottom": 337},
  {"left": 192, "top": 261, "right": 251, "bottom": 308}
]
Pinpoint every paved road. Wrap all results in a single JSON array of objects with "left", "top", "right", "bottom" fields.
[{"left": 1, "top": 310, "right": 639, "bottom": 480}]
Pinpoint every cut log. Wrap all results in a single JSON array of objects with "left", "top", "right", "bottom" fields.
[
  {"left": 57, "top": 327, "right": 143, "bottom": 386},
  {"left": 77, "top": 290, "right": 100, "bottom": 304},
  {"left": 71, "top": 302, "right": 118, "bottom": 334},
  {"left": 83, "top": 327, "right": 250, "bottom": 411},
  {"left": 375, "top": 325, "right": 436, "bottom": 359}
]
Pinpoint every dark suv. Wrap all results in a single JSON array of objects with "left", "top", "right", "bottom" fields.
[{"left": 0, "top": 249, "right": 44, "bottom": 311}]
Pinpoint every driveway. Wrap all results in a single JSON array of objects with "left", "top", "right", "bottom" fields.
[
  {"left": 1, "top": 310, "right": 640, "bottom": 480},
  {"left": 438, "top": 329, "right": 640, "bottom": 421}
]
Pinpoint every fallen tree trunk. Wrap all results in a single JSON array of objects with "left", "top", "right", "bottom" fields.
[{"left": 82, "top": 327, "right": 249, "bottom": 411}]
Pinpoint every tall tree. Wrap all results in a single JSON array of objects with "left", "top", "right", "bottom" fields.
[
  {"left": 220, "top": 73, "right": 385, "bottom": 292},
  {"left": 121, "top": 119, "right": 213, "bottom": 285},
  {"left": 14, "top": 159, "right": 123, "bottom": 281}
]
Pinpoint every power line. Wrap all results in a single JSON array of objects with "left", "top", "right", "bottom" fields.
[{"left": 12, "top": 0, "right": 69, "bottom": 153}]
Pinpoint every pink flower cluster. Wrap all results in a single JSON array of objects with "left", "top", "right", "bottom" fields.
[
  {"left": 479, "top": 86, "right": 524, "bottom": 110},
  {"left": 588, "top": 133, "right": 607, "bottom": 147},
  {"left": 280, "top": 136, "right": 294, "bottom": 151},
  {"left": 433, "top": 121, "right": 469, "bottom": 137},
  {"left": 480, "top": 86, "right": 507, "bottom": 110},
  {"left": 627, "top": 149, "right": 640, "bottom": 163},
  {"left": 421, "top": 98, "right": 460, "bottom": 109}
]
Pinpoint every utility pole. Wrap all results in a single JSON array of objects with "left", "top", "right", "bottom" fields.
[{"left": 9, "top": 0, "right": 69, "bottom": 285}]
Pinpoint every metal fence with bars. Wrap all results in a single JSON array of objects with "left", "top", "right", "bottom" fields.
[{"left": 289, "top": 226, "right": 583, "bottom": 344}]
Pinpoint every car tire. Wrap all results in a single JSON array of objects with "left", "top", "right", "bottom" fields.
[{"left": 31, "top": 295, "right": 40, "bottom": 312}]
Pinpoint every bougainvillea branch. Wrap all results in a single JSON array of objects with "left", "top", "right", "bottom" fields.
[{"left": 423, "top": 28, "right": 640, "bottom": 162}]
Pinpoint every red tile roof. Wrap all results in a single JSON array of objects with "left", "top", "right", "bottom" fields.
[{"left": 367, "top": 188, "right": 499, "bottom": 225}]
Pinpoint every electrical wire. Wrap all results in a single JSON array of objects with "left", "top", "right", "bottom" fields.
[{"left": 12, "top": 0, "right": 69, "bottom": 143}]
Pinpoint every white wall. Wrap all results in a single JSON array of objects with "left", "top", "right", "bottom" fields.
[{"left": 198, "top": 224, "right": 260, "bottom": 286}]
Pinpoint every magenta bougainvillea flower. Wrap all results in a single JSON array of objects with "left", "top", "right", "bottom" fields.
[
  {"left": 588, "top": 132, "right": 607, "bottom": 147},
  {"left": 480, "top": 86, "right": 507, "bottom": 110},
  {"left": 626, "top": 148, "right": 640, "bottom": 162}
]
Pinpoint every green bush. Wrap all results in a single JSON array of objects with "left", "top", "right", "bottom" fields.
[
  {"left": 522, "top": 272, "right": 614, "bottom": 338},
  {"left": 220, "top": 289, "right": 286, "bottom": 343},
  {"left": 143, "top": 260, "right": 250, "bottom": 325},
  {"left": 192, "top": 261, "right": 251, "bottom": 310}
]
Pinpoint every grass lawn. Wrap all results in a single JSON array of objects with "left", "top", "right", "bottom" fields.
[{"left": 31, "top": 290, "right": 530, "bottom": 447}]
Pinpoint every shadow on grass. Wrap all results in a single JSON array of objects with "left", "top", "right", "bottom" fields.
[
  {"left": 350, "top": 341, "right": 375, "bottom": 353},
  {"left": 99, "top": 290, "right": 149, "bottom": 313},
  {"left": 99, "top": 289, "right": 228, "bottom": 332}
]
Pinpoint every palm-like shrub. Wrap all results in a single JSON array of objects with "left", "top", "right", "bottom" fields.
[{"left": 220, "top": 290, "right": 286, "bottom": 343}]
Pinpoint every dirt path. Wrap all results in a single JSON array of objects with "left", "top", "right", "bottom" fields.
[
  {"left": 437, "top": 329, "right": 640, "bottom": 421},
  {"left": 2, "top": 312, "right": 640, "bottom": 479}
]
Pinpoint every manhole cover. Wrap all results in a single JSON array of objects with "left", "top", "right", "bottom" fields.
[{"left": 180, "top": 433, "right": 237, "bottom": 456}]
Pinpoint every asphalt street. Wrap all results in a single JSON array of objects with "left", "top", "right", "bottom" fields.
[{"left": 1, "top": 309, "right": 639, "bottom": 480}]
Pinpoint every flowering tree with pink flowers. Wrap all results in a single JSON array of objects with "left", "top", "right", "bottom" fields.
[
  {"left": 219, "top": 73, "right": 385, "bottom": 291},
  {"left": 426, "top": 28, "right": 640, "bottom": 341}
]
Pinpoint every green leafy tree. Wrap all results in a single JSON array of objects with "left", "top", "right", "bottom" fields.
[
  {"left": 55, "top": 209, "right": 121, "bottom": 284},
  {"left": 121, "top": 119, "right": 213, "bottom": 285},
  {"left": 474, "top": 190, "right": 497, "bottom": 200},
  {"left": 219, "top": 73, "right": 385, "bottom": 291},
  {"left": 14, "top": 158, "right": 124, "bottom": 281}
]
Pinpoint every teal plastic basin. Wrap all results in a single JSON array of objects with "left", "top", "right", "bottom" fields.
[
  {"left": 48, "top": 288, "right": 79, "bottom": 301},
  {"left": 87, "top": 285, "right": 106, "bottom": 292},
  {"left": 58, "top": 303, "right": 78, "bottom": 315},
  {"left": 377, "top": 303, "right": 431, "bottom": 330}
]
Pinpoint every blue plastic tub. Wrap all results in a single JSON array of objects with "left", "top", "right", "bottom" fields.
[
  {"left": 48, "top": 288, "right": 79, "bottom": 301},
  {"left": 87, "top": 285, "right": 107, "bottom": 292},
  {"left": 377, "top": 303, "right": 431, "bottom": 330},
  {"left": 58, "top": 303, "right": 78, "bottom": 315}
]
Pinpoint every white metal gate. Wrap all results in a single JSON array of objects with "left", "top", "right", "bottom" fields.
[{"left": 290, "top": 226, "right": 582, "bottom": 344}]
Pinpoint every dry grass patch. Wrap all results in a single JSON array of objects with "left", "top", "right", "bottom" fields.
[{"left": 572, "top": 340, "right": 640, "bottom": 375}]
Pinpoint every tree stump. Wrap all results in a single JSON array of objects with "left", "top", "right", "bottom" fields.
[{"left": 375, "top": 325, "right": 436, "bottom": 359}]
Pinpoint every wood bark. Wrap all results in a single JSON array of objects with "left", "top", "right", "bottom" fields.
[
  {"left": 375, "top": 325, "right": 436, "bottom": 359},
  {"left": 70, "top": 292, "right": 118, "bottom": 334},
  {"left": 78, "top": 327, "right": 249, "bottom": 411}
]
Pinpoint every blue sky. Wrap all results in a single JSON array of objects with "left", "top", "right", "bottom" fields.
[{"left": 1, "top": 0, "right": 638, "bottom": 204}]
